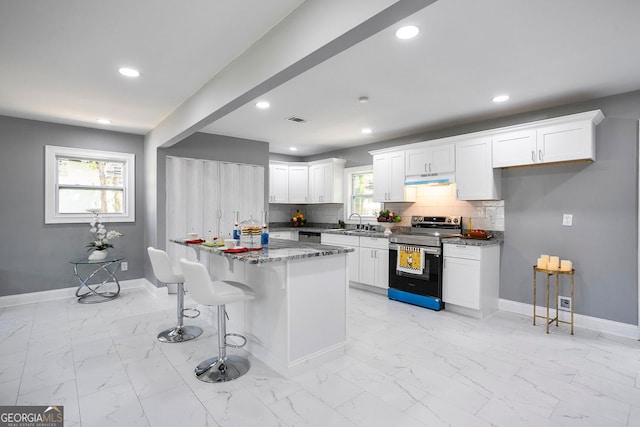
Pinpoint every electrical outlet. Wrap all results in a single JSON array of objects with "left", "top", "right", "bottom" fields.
[
  {"left": 562, "top": 214, "right": 573, "bottom": 226},
  {"left": 559, "top": 296, "right": 571, "bottom": 311},
  {"left": 121, "top": 261, "right": 128, "bottom": 271}
]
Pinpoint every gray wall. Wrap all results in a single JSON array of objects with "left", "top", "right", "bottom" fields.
[
  {"left": 0, "top": 116, "right": 146, "bottom": 297},
  {"left": 300, "top": 90, "right": 640, "bottom": 325},
  {"left": 150, "top": 132, "right": 269, "bottom": 283}
]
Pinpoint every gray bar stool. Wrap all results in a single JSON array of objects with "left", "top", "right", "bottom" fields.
[
  {"left": 179, "top": 258, "right": 255, "bottom": 382},
  {"left": 148, "top": 247, "right": 203, "bottom": 343}
]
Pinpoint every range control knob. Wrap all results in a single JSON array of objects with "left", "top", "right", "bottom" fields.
[
  {"left": 446, "top": 218, "right": 451, "bottom": 223},
  {"left": 453, "top": 218, "right": 459, "bottom": 224}
]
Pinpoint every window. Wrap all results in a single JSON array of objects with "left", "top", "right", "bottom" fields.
[
  {"left": 345, "top": 166, "right": 381, "bottom": 219},
  {"left": 45, "top": 145, "right": 135, "bottom": 223}
]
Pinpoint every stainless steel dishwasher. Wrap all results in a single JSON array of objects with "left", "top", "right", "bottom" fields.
[{"left": 297, "top": 231, "right": 321, "bottom": 243}]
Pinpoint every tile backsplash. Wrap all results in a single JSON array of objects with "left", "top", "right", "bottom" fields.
[
  {"left": 268, "top": 183, "right": 504, "bottom": 232},
  {"left": 385, "top": 184, "right": 504, "bottom": 231}
]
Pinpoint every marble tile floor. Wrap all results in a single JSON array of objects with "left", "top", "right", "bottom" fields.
[{"left": 1, "top": 286, "right": 639, "bottom": 427}]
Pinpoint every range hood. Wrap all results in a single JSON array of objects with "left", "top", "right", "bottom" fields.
[{"left": 404, "top": 173, "right": 455, "bottom": 186}]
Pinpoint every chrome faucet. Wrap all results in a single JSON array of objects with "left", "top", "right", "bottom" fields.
[{"left": 348, "top": 213, "right": 362, "bottom": 230}]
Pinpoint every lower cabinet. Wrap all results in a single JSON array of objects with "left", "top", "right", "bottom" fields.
[
  {"left": 443, "top": 243, "right": 500, "bottom": 318},
  {"left": 321, "top": 234, "right": 388, "bottom": 289},
  {"left": 359, "top": 237, "right": 389, "bottom": 290}
]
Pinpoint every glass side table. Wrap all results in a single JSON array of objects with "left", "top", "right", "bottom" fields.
[
  {"left": 533, "top": 266, "right": 575, "bottom": 334},
  {"left": 70, "top": 256, "right": 125, "bottom": 303}
]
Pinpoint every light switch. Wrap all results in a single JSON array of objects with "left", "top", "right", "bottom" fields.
[{"left": 562, "top": 214, "right": 573, "bottom": 226}]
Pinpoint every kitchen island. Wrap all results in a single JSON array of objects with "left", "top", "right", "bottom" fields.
[{"left": 171, "top": 238, "right": 352, "bottom": 378}]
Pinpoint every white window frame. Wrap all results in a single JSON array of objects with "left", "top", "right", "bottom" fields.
[
  {"left": 344, "top": 165, "right": 380, "bottom": 223},
  {"left": 45, "top": 145, "right": 135, "bottom": 224}
]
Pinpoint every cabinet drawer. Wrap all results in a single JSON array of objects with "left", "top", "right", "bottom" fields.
[
  {"left": 321, "top": 233, "right": 359, "bottom": 246},
  {"left": 443, "top": 244, "right": 481, "bottom": 260},
  {"left": 359, "top": 236, "right": 389, "bottom": 250}
]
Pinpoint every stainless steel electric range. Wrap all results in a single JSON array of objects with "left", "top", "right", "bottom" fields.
[{"left": 388, "top": 215, "right": 461, "bottom": 310}]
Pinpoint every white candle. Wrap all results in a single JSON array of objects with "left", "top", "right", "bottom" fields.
[
  {"left": 540, "top": 254, "right": 550, "bottom": 263},
  {"left": 560, "top": 260, "right": 572, "bottom": 271},
  {"left": 549, "top": 256, "right": 559, "bottom": 265},
  {"left": 536, "top": 258, "right": 547, "bottom": 269}
]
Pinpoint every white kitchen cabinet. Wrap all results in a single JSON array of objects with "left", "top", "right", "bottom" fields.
[
  {"left": 443, "top": 243, "right": 500, "bottom": 318},
  {"left": 405, "top": 143, "right": 455, "bottom": 176},
  {"left": 321, "top": 233, "right": 360, "bottom": 282},
  {"left": 270, "top": 230, "right": 298, "bottom": 241},
  {"left": 373, "top": 151, "right": 415, "bottom": 202},
  {"left": 455, "top": 136, "right": 501, "bottom": 200},
  {"left": 288, "top": 165, "right": 309, "bottom": 203},
  {"left": 308, "top": 158, "right": 346, "bottom": 203},
  {"left": 492, "top": 110, "right": 604, "bottom": 168},
  {"left": 269, "top": 162, "right": 289, "bottom": 203},
  {"left": 359, "top": 237, "right": 389, "bottom": 290}
]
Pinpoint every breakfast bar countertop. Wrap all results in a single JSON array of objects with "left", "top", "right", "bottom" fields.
[{"left": 170, "top": 238, "right": 354, "bottom": 264}]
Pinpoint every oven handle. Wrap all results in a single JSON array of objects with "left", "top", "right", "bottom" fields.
[{"left": 389, "top": 243, "right": 441, "bottom": 256}]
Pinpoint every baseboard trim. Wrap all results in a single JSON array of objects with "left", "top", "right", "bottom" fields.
[
  {"left": 499, "top": 298, "right": 639, "bottom": 340},
  {"left": 0, "top": 278, "right": 156, "bottom": 308}
]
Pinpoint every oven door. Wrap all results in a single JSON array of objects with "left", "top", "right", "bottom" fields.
[{"left": 388, "top": 243, "right": 443, "bottom": 299}]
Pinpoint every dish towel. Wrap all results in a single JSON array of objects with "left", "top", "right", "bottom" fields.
[{"left": 396, "top": 245, "right": 425, "bottom": 274}]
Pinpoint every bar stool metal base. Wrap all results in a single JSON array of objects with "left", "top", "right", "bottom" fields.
[
  {"left": 157, "top": 325, "right": 203, "bottom": 343},
  {"left": 194, "top": 355, "right": 250, "bottom": 383}
]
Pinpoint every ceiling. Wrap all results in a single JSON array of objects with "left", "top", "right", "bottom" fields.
[{"left": 2, "top": 0, "right": 640, "bottom": 156}]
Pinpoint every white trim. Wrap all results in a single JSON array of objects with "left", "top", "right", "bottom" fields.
[
  {"left": 499, "top": 298, "right": 638, "bottom": 340},
  {"left": 638, "top": 119, "right": 640, "bottom": 340},
  {"left": 45, "top": 145, "right": 136, "bottom": 224},
  {"left": 343, "top": 165, "right": 380, "bottom": 222},
  {"left": 0, "top": 278, "right": 155, "bottom": 308}
]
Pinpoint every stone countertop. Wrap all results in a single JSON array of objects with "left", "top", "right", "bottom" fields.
[
  {"left": 170, "top": 238, "right": 354, "bottom": 264},
  {"left": 442, "top": 235, "right": 503, "bottom": 247},
  {"left": 270, "top": 225, "right": 390, "bottom": 239}
]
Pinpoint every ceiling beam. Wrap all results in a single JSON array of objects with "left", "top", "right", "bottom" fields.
[{"left": 145, "top": 0, "right": 437, "bottom": 149}]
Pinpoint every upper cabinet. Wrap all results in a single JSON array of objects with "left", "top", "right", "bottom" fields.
[
  {"left": 456, "top": 136, "right": 501, "bottom": 200},
  {"left": 372, "top": 151, "right": 415, "bottom": 202},
  {"left": 308, "top": 158, "right": 346, "bottom": 203},
  {"left": 288, "top": 164, "right": 309, "bottom": 203},
  {"left": 492, "top": 110, "right": 604, "bottom": 168},
  {"left": 269, "top": 159, "right": 344, "bottom": 204},
  {"left": 405, "top": 143, "right": 455, "bottom": 176},
  {"left": 269, "top": 162, "right": 289, "bottom": 203}
]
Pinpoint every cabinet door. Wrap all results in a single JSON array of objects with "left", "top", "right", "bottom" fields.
[
  {"left": 456, "top": 137, "right": 501, "bottom": 200},
  {"left": 387, "top": 151, "right": 406, "bottom": 201},
  {"left": 308, "top": 163, "right": 324, "bottom": 203},
  {"left": 321, "top": 161, "right": 335, "bottom": 203},
  {"left": 492, "top": 129, "right": 537, "bottom": 168},
  {"left": 374, "top": 249, "right": 389, "bottom": 289},
  {"left": 443, "top": 256, "right": 480, "bottom": 309},
  {"left": 359, "top": 248, "right": 376, "bottom": 286},
  {"left": 405, "top": 148, "right": 429, "bottom": 175},
  {"left": 347, "top": 245, "right": 360, "bottom": 283},
  {"left": 431, "top": 144, "right": 455, "bottom": 174},
  {"left": 288, "top": 165, "right": 309, "bottom": 203},
  {"left": 269, "top": 163, "right": 289, "bottom": 203},
  {"left": 537, "top": 121, "right": 594, "bottom": 163},
  {"left": 372, "top": 154, "right": 389, "bottom": 202}
]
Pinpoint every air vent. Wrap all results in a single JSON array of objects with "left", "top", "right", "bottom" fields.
[{"left": 286, "top": 116, "right": 307, "bottom": 123}]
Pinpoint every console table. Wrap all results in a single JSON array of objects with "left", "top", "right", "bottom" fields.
[{"left": 70, "top": 256, "right": 124, "bottom": 303}]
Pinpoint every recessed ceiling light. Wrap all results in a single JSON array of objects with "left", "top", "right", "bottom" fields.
[
  {"left": 256, "top": 101, "right": 270, "bottom": 109},
  {"left": 492, "top": 94, "right": 510, "bottom": 103},
  {"left": 395, "top": 25, "right": 420, "bottom": 40},
  {"left": 359, "top": 96, "right": 369, "bottom": 104},
  {"left": 96, "top": 118, "right": 112, "bottom": 125},
  {"left": 361, "top": 128, "right": 372, "bottom": 134},
  {"left": 289, "top": 147, "right": 298, "bottom": 151},
  {"left": 118, "top": 67, "right": 140, "bottom": 77}
]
